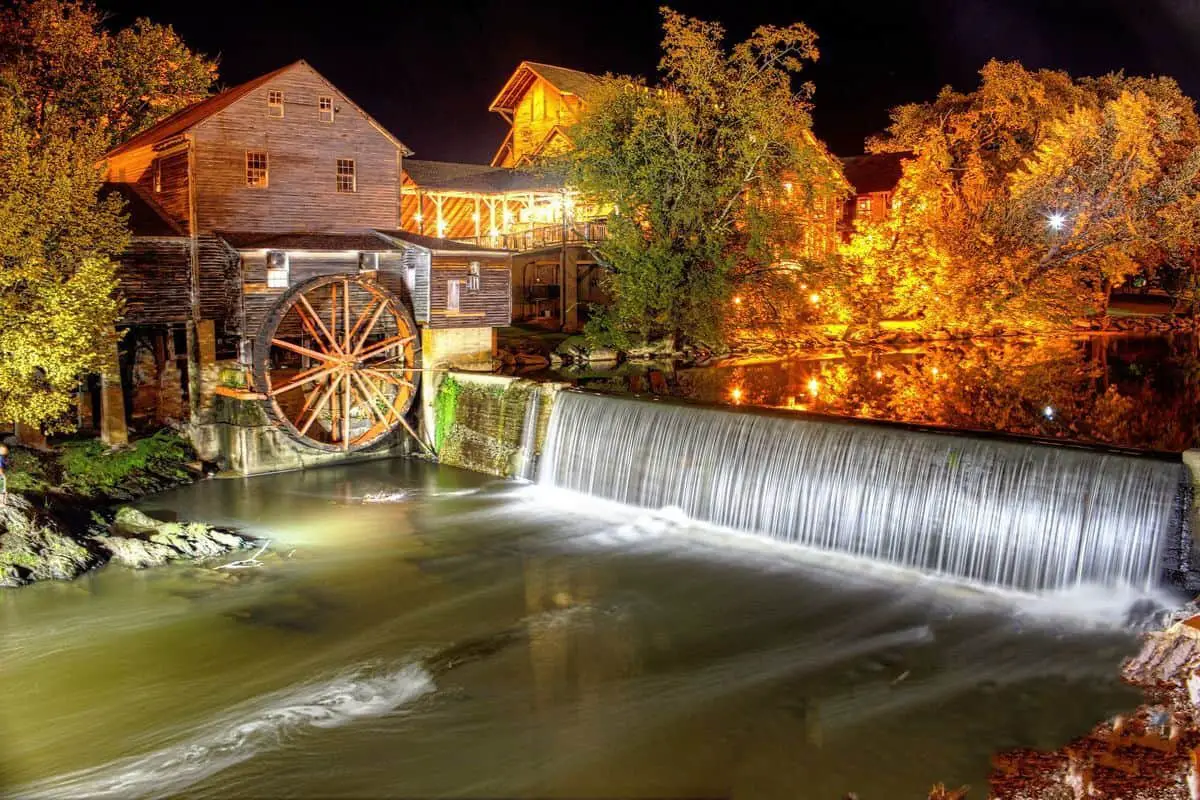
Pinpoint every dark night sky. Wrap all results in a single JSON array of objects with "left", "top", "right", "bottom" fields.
[{"left": 98, "top": 0, "right": 1200, "bottom": 163}]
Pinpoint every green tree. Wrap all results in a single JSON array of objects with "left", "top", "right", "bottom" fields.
[
  {"left": 839, "top": 61, "right": 1200, "bottom": 331},
  {"left": 0, "top": 0, "right": 215, "bottom": 430},
  {"left": 563, "top": 7, "right": 845, "bottom": 347}
]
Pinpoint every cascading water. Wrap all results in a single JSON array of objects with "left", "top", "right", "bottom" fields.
[{"left": 538, "top": 391, "right": 1192, "bottom": 592}]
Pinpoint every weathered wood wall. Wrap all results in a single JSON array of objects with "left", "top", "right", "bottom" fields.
[
  {"left": 115, "top": 238, "right": 192, "bottom": 324},
  {"left": 428, "top": 255, "right": 511, "bottom": 329},
  {"left": 192, "top": 63, "right": 402, "bottom": 234}
]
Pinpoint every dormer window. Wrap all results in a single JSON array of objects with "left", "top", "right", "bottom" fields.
[
  {"left": 267, "top": 90, "right": 284, "bottom": 117},
  {"left": 319, "top": 96, "right": 334, "bottom": 122}
]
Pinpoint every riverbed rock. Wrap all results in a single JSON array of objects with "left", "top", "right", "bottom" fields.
[
  {"left": 94, "top": 506, "right": 254, "bottom": 569},
  {"left": 0, "top": 496, "right": 101, "bottom": 587}
]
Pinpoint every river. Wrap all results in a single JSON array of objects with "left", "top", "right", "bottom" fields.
[{"left": 1, "top": 458, "right": 1147, "bottom": 799}]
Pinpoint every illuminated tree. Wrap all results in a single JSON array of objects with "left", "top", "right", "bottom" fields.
[
  {"left": 562, "top": 7, "right": 845, "bottom": 347},
  {"left": 0, "top": 0, "right": 215, "bottom": 430},
  {"left": 837, "top": 61, "right": 1200, "bottom": 331}
]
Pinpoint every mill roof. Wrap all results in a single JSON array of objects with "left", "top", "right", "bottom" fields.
[
  {"left": 489, "top": 61, "right": 604, "bottom": 113},
  {"left": 403, "top": 159, "right": 563, "bottom": 194}
]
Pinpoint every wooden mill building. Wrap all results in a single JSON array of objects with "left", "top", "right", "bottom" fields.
[{"left": 101, "top": 60, "right": 512, "bottom": 470}]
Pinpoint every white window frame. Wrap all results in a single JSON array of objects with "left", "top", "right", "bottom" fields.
[
  {"left": 467, "top": 261, "right": 481, "bottom": 292},
  {"left": 447, "top": 279, "right": 462, "bottom": 312},
  {"left": 246, "top": 151, "right": 268, "bottom": 188},
  {"left": 336, "top": 158, "right": 356, "bottom": 193},
  {"left": 319, "top": 96, "right": 334, "bottom": 122},
  {"left": 266, "top": 251, "right": 289, "bottom": 288},
  {"left": 267, "top": 90, "right": 284, "bottom": 118}
]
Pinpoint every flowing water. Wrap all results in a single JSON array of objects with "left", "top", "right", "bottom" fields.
[{"left": 0, "top": 458, "right": 1155, "bottom": 799}]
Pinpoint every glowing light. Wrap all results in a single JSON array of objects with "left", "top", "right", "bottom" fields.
[
  {"left": 800, "top": 283, "right": 808, "bottom": 290},
  {"left": 807, "top": 378, "right": 819, "bottom": 396},
  {"left": 783, "top": 182, "right": 793, "bottom": 195},
  {"left": 874, "top": 369, "right": 883, "bottom": 380},
  {"left": 1043, "top": 405, "right": 1055, "bottom": 419},
  {"left": 489, "top": 227, "right": 499, "bottom": 237},
  {"left": 414, "top": 212, "right": 423, "bottom": 223},
  {"left": 436, "top": 220, "right": 447, "bottom": 237},
  {"left": 809, "top": 293, "right": 820, "bottom": 305},
  {"left": 733, "top": 296, "right": 743, "bottom": 305},
  {"left": 472, "top": 212, "right": 481, "bottom": 222},
  {"left": 731, "top": 387, "right": 743, "bottom": 404},
  {"left": 931, "top": 366, "right": 940, "bottom": 376},
  {"left": 1047, "top": 212, "right": 1066, "bottom": 231}
]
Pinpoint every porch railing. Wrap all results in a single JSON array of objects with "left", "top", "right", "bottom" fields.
[{"left": 455, "top": 219, "right": 608, "bottom": 252}]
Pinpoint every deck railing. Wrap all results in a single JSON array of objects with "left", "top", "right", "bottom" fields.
[{"left": 455, "top": 220, "right": 608, "bottom": 252}]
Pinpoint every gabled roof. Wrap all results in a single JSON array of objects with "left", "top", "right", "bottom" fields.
[
  {"left": 107, "top": 60, "right": 411, "bottom": 158},
  {"left": 489, "top": 61, "right": 604, "bottom": 113},
  {"left": 403, "top": 159, "right": 563, "bottom": 194},
  {"left": 375, "top": 230, "right": 511, "bottom": 256},
  {"left": 218, "top": 231, "right": 400, "bottom": 252},
  {"left": 841, "top": 152, "right": 910, "bottom": 195},
  {"left": 102, "top": 182, "right": 186, "bottom": 237}
]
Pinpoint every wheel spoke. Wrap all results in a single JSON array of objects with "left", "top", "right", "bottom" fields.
[
  {"left": 359, "top": 334, "right": 416, "bottom": 361},
  {"left": 341, "top": 359, "right": 351, "bottom": 450},
  {"left": 363, "top": 368, "right": 416, "bottom": 390},
  {"left": 342, "top": 278, "right": 351, "bottom": 354},
  {"left": 299, "top": 373, "right": 343, "bottom": 437},
  {"left": 268, "top": 363, "right": 341, "bottom": 397},
  {"left": 352, "top": 301, "right": 389, "bottom": 355},
  {"left": 296, "top": 295, "right": 343, "bottom": 356},
  {"left": 350, "top": 371, "right": 390, "bottom": 427},
  {"left": 272, "top": 338, "right": 339, "bottom": 364},
  {"left": 345, "top": 298, "right": 381, "bottom": 351}
]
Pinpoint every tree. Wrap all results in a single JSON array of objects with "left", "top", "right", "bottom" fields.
[
  {"left": 562, "top": 7, "right": 845, "bottom": 347},
  {"left": 0, "top": 0, "right": 216, "bottom": 146},
  {"left": 0, "top": 0, "right": 216, "bottom": 430},
  {"left": 836, "top": 61, "right": 1200, "bottom": 332}
]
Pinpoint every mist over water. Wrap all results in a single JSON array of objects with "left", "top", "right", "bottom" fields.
[{"left": 0, "top": 458, "right": 1150, "bottom": 799}]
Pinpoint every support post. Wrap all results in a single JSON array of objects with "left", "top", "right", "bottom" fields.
[{"left": 100, "top": 328, "right": 129, "bottom": 447}]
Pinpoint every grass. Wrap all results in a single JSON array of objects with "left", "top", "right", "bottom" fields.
[{"left": 56, "top": 430, "right": 195, "bottom": 499}]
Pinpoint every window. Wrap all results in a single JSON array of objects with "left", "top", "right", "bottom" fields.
[
  {"left": 152, "top": 159, "right": 162, "bottom": 193},
  {"left": 358, "top": 252, "right": 378, "bottom": 271},
  {"left": 266, "top": 251, "right": 289, "bottom": 288},
  {"left": 336, "top": 158, "right": 356, "bottom": 193},
  {"left": 857, "top": 196, "right": 873, "bottom": 216},
  {"left": 267, "top": 90, "right": 284, "bottom": 117},
  {"left": 246, "top": 151, "right": 268, "bottom": 188},
  {"left": 447, "top": 279, "right": 462, "bottom": 312},
  {"left": 467, "top": 261, "right": 481, "bottom": 292},
  {"left": 319, "top": 96, "right": 334, "bottom": 122}
]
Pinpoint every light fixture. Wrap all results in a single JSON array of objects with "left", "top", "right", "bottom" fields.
[
  {"left": 809, "top": 293, "right": 820, "bottom": 305},
  {"left": 731, "top": 387, "right": 743, "bottom": 403},
  {"left": 733, "top": 296, "right": 742, "bottom": 305},
  {"left": 807, "top": 378, "right": 819, "bottom": 396},
  {"left": 1043, "top": 406, "right": 1055, "bottom": 419},
  {"left": 1047, "top": 212, "right": 1066, "bottom": 232}
]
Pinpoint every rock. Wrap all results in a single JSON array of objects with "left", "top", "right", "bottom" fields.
[
  {"left": 0, "top": 495, "right": 100, "bottom": 587},
  {"left": 583, "top": 347, "right": 620, "bottom": 364},
  {"left": 514, "top": 352, "right": 550, "bottom": 369},
  {"left": 97, "top": 535, "right": 176, "bottom": 569},
  {"left": 100, "top": 506, "right": 252, "bottom": 568},
  {"left": 548, "top": 353, "right": 565, "bottom": 368}
]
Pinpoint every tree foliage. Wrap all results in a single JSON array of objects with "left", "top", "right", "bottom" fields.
[
  {"left": 0, "top": 0, "right": 215, "bottom": 430},
  {"left": 833, "top": 61, "right": 1200, "bottom": 332},
  {"left": 563, "top": 7, "right": 845, "bottom": 347}
]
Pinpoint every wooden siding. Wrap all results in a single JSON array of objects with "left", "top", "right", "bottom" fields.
[
  {"left": 427, "top": 256, "right": 511, "bottom": 329},
  {"left": 141, "top": 150, "right": 191, "bottom": 232},
  {"left": 191, "top": 63, "right": 401, "bottom": 234},
  {"left": 116, "top": 238, "right": 192, "bottom": 325},
  {"left": 197, "top": 236, "right": 242, "bottom": 333},
  {"left": 504, "top": 77, "right": 583, "bottom": 167},
  {"left": 403, "top": 247, "right": 431, "bottom": 324}
]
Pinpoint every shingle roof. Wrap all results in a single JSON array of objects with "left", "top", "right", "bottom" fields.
[
  {"left": 102, "top": 182, "right": 186, "bottom": 237},
  {"left": 107, "top": 60, "right": 411, "bottom": 158},
  {"left": 841, "top": 153, "right": 910, "bottom": 195},
  {"left": 375, "top": 230, "right": 511, "bottom": 255},
  {"left": 218, "top": 231, "right": 400, "bottom": 251},
  {"left": 489, "top": 61, "right": 604, "bottom": 113},
  {"left": 403, "top": 159, "right": 563, "bottom": 193}
]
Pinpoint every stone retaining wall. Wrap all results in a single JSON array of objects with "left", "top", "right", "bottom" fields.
[{"left": 425, "top": 372, "right": 566, "bottom": 478}]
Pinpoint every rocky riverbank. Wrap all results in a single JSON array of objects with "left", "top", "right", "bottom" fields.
[{"left": 983, "top": 603, "right": 1200, "bottom": 799}]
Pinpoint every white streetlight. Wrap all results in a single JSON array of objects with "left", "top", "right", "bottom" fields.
[{"left": 1047, "top": 212, "right": 1066, "bottom": 232}]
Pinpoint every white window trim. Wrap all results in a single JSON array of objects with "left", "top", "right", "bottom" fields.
[
  {"left": 336, "top": 158, "right": 356, "bottom": 193},
  {"left": 267, "top": 89, "right": 284, "bottom": 118},
  {"left": 319, "top": 96, "right": 334, "bottom": 122},
  {"left": 447, "top": 279, "right": 462, "bottom": 312}
]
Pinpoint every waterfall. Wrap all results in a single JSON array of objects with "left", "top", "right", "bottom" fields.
[{"left": 538, "top": 392, "right": 1191, "bottom": 592}]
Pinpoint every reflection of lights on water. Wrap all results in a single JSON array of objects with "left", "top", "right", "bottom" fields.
[
  {"left": 807, "top": 378, "right": 819, "bottom": 396},
  {"left": 731, "top": 387, "right": 743, "bottom": 403},
  {"left": 1043, "top": 405, "right": 1055, "bottom": 419}
]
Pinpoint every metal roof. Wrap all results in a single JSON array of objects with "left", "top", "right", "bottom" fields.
[
  {"left": 489, "top": 61, "right": 604, "bottom": 113},
  {"left": 217, "top": 231, "right": 400, "bottom": 251},
  {"left": 375, "top": 230, "right": 511, "bottom": 256}
]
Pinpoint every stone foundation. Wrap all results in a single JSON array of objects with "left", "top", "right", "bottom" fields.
[
  {"left": 425, "top": 372, "right": 566, "bottom": 478},
  {"left": 187, "top": 395, "right": 410, "bottom": 476}
]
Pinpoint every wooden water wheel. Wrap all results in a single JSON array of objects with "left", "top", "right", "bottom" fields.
[{"left": 253, "top": 274, "right": 421, "bottom": 452}]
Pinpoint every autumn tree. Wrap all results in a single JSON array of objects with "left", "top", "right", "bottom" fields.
[
  {"left": 0, "top": 0, "right": 216, "bottom": 430},
  {"left": 835, "top": 61, "right": 1200, "bottom": 332},
  {"left": 562, "top": 7, "right": 845, "bottom": 347}
]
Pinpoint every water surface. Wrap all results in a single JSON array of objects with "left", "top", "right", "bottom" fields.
[{"left": 0, "top": 460, "right": 1145, "bottom": 799}]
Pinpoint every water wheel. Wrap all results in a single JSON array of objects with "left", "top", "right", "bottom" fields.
[{"left": 253, "top": 274, "right": 421, "bottom": 452}]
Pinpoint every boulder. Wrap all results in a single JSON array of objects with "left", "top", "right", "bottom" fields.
[
  {"left": 97, "top": 535, "right": 176, "bottom": 569},
  {"left": 101, "top": 506, "right": 253, "bottom": 568},
  {"left": 0, "top": 496, "right": 100, "bottom": 587}
]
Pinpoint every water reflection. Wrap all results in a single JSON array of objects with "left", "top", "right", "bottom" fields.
[{"left": 571, "top": 334, "right": 1200, "bottom": 451}]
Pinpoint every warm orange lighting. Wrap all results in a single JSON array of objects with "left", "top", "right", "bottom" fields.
[
  {"left": 809, "top": 293, "right": 820, "bottom": 305},
  {"left": 731, "top": 387, "right": 743, "bottom": 404},
  {"left": 807, "top": 378, "right": 819, "bottom": 396},
  {"left": 733, "top": 296, "right": 742, "bottom": 305},
  {"left": 931, "top": 366, "right": 940, "bottom": 376},
  {"left": 800, "top": 283, "right": 808, "bottom": 290},
  {"left": 874, "top": 369, "right": 883, "bottom": 380}
]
